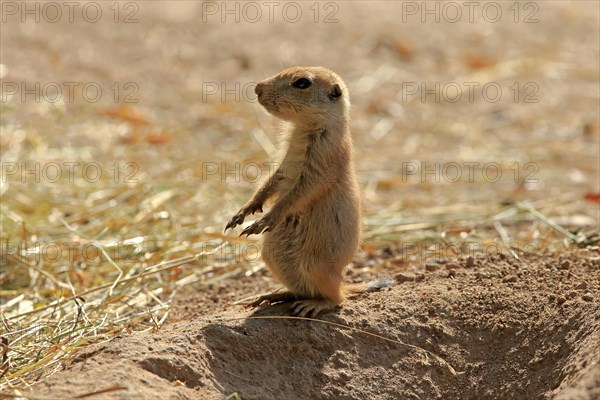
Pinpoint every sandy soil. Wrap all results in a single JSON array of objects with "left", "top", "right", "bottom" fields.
[{"left": 26, "top": 248, "right": 599, "bottom": 399}]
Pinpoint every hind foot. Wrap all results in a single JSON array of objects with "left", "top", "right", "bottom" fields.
[
  {"left": 247, "top": 291, "right": 297, "bottom": 308},
  {"left": 291, "top": 299, "right": 338, "bottom": 318}
]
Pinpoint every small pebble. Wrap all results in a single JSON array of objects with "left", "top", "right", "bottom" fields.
[
  {"left": 382, "top": 246, "right": 394, "bottom": 257},
  {"left": 395, "top": 272, "right": 417, "bottom": 283},
  {"left": 445, "top": 263, "right": 460, "bottom": 270},
  {"left": 559, "top": 260, "right": 571, "bottom": 270},
  {"left": 425, "top": 263, "right": 440, "bottom": 272},
  {"left": 568, "top": 290, "right": 578, "bottom": 299},
  {"left": 502, "top": 275, "right": 518, "bottom": 283},
  {"left": 582, "top": 293, "right": 593, "bottom": 302},
  {"left": 575, "top": 282, "right": 588, "bottom": 290},
  {"left": 465, "top": 256, "right": 475, "bottom": 268},
  {"left": 557, "top": 296, "right": 567, "bottom": 304}
]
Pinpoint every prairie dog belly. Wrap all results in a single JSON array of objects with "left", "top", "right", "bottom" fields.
[{"left": 261, "top": 190, "right": 359, "bottom": 297}]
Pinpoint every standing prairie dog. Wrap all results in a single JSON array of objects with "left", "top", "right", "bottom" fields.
[{"left": 225, "top": 66, "right": 384, "bottom": 317}]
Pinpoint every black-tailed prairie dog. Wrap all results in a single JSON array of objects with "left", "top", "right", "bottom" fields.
[{"left": 226, "top": 66, "right": 386, "bottom": 317}]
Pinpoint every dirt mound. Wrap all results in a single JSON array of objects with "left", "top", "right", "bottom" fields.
[{"left": 27, "top": 249, "right": 599, "bottom": 399}]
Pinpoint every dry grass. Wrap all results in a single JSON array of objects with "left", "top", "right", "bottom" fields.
[{"left": 1, "top": 170, "right": 596, "bottom": 391}]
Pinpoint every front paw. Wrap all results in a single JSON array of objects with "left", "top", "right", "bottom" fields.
[
  {"left": 244, "top": 201, "right": 263, "bottom": 216},
  {"left": 224, "top": 210, "right": 246, "bottom": 232},
  {"left": 240, "top": 213, "right": 275, "bottom": 237},
  {"left": 224, "top": 202, "right": 263, "bottom": 232}
]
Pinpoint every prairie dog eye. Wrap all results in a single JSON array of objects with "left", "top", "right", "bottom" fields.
[{"left": 292, "top": 77, "right": 312, "bottom": 89}]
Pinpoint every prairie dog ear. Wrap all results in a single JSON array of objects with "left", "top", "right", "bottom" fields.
[{"left": 328, "top": 83, "right": 342, "bottom": 101}]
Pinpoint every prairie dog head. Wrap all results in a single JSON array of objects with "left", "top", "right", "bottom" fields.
[{"left": 254, "top": 66, "right": 349, "bottom": 127}]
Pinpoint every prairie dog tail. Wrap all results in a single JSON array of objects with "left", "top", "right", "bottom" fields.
[{"left": 345, "top": 278, "right": 394, "bottom": 295}]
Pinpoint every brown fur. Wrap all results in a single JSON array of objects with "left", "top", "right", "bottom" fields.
[{"left": 225, "top": 67, "right": 361, "bottom": 317}]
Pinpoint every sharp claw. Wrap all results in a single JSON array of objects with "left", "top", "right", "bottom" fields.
[
  {"left": 237, "top": 217, "right": 271, "bottom": 237},
  {"left": 225, "top": 212, "right": 249, "bottom": 234},
  {"left": 294, "top": 307, "right": 304, "bottom": 317}
]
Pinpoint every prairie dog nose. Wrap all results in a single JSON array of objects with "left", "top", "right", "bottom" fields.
[{"left": 255, "top": 82, "right": 264, "bottom": 96}]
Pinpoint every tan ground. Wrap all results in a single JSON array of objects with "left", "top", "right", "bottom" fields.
[
  {"left": 1, "top": 1, "right": 599, "bottom": 399},
  {"left": 28, "top": 249, "right": 600, "bottom": 399}
]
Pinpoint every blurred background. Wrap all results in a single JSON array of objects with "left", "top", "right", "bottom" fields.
[{"left": 0, "top": 0, "right": 598, "bottom": 387}]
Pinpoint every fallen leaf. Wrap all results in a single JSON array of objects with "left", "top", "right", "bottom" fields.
[
  {"left": 168, "top": 267, "right": 183, "bottom": 281},
  {"left": 584, "top": 193, "right": 600, "bottom": 204},
  {"left": 583, "top": 122, "right": 598, "bottom": 140},
  {"left": 146, "top": 130, "right": 173, "bottom": 145},
  {"left": 465, "top": 55, "right": 496, "bottom": 70},
  {"left": 361, "top": 243, "right": 377, "bottom": 255},
  {"left": 394, "top": 40, "right": 413, "bottom": 60},
  {"left": 102, "top": 105, "right": 151, "bottom": 127}
]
